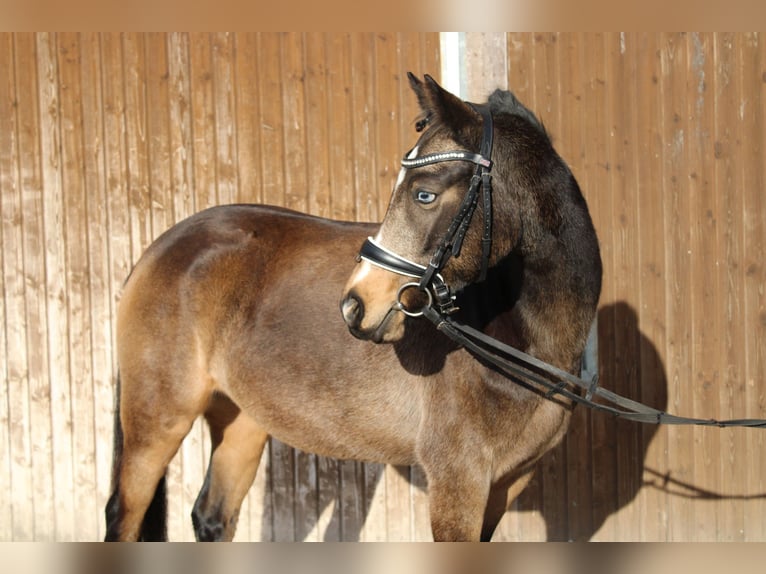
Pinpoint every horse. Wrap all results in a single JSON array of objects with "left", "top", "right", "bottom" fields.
[{"left": 104, "top": 73, "right": 602, "bottom": 542}]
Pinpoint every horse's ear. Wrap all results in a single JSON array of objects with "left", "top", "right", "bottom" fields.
[
  {"left": 407, "top": 72, "right": 427, "bottom": 110},
  {"left": 408, "top": 73, "right": 478, "bottom": 136}
]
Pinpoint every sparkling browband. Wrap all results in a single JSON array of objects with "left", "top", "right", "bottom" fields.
[{"left": 401, "top": 150, "right": 492, "bottom": 169}]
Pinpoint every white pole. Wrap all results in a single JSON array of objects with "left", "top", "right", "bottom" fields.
[{"left": 439, "top": 32, "right": 466, "bottom": 99}]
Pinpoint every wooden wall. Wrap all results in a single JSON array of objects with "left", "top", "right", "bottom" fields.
[
  {"left": 502, "top": 32, "right": 766, "bottom": 541},
  {"left": 0, "top": 32, "right": 440, "bottom": 541},
  {"left": 1, "top": 32, "right": 765, "bottom": 542}
]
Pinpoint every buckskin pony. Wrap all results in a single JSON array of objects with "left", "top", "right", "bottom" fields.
[{"left": 104, "top": 73, "right": 601, "bottom": 542}]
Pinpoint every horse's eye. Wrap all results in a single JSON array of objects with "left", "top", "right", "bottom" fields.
[{"left": 415, "top": 190, "right": 438, "bottom": 205}]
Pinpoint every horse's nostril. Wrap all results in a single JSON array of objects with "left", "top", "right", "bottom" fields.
[{"left": 341, "top": 295, "right": 363, "bottom": 329}]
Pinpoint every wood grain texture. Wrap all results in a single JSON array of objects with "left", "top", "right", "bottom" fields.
[{"left": 1, "top": 32, "right": 764, "bottom": 541}]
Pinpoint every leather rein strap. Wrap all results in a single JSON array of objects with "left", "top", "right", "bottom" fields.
[{"left": 422, "top": 306, "right": 766, "bottom": 429}]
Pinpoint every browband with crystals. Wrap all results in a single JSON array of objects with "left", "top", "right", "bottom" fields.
[{"left": 400, "top": 150, "right": 492, "bottom": 169}]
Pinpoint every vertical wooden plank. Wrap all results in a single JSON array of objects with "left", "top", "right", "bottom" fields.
[
  {"left": 712, "top": 32, "right": 747, "bottom": 541},
  {"left": 408, "top": 465, "right": 430, "bottom": 541},
  {"left": 268, "top": 436, "right": 296, "bottom": 541},
  {"left": 0, "top": 32, "right": 35, "bottom": 541},
  {"left": 610, "top": 32, "right": 649, "bottom": 542},
  {"left": 382, "top": 465, "right": 410, "bottom": 541},
  {"left": 33, "top": 32, "right": 67, "bottom": 541},
  {"left": 464, "top": 33, "right": 508, "bottom": 103},
  {"left": 338, "top": 458, "right": 365, "bottom": 541},
  {"left": 349, "top": 33, "right": 377, "bottom": 223},
  {"left": 659, "top": 31, "right": 695, "bottom": 542},
  {"left": 237, "top": 444, "right": 272, "bottom": 541},
  {"left": 79, "top": 31, "right": 114, "bottom": 541},
  {"left": 167, "top": 32, "right": 196, "bottom": 221},
  {"left": 257, "top": 33, "right": 287, "bottom": 208},
  {"left": 633, "top": 31, "right": 669, "bottom": 541},
  {"left": 628, "top": 34, "right": 666, "bottom": 540},
  {"left": 422, "top": 32, "right": 441, "bottom": 78},
  {"left": 315, "top": 455, "right": 340, "bottom": 541},
  {"left": 188, "top": 32, "right": 217, "bottom": 212},
  {"left": 281, "top": 32, "right": 309, "bottom": 213},
  {"left": 144, "top": 33, "right": 172, "bottom": 237},
  {"left": 325, "top": 33, "right": 356, "bottom": 222},
  {"left": 122, "top": 33, "right": 152, "bottom": 264},
  {"left": 294, "top": 445, "right": 318, "bottom": 542},
  {"left": 687, "top": 31, "right": 720, "bottom": 541},
  {"left": 232, "top": 33, "right": 263, "bottom": 205},
  {"left": 57, "top": 31, "right": 98, "bottom": 540},
  {"left": 588, "top": 31, "right": 620, "bottom": 542},
  {"left": 304, "top": 33, "right": 331, "bottom": 219},
  {"left": 211, "top": 32, "right": 238, "bottom": 206},
  {"left": 0, "top": 166, "right": 7, "bottom": 539},
  {"left": 0, "top": 33, "right": 13, "bottom": 540},
  {"left": 506, "top": 32, "right": 534, "bottom": 101},
  {"left": 372, "top": 33, "right": 401, "bottom": 219},
  {"left": 741, "top": 32, "right": 766, "bottom": 542},
  {"left": 101, "top": 32, "right": 132, "bottom": 305},
  {"left": 360, "top": 461, "right": 386, "bottom": 541}
]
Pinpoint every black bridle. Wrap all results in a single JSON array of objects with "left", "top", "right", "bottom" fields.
[
  {"left": 359, "top": 103, "right": 494, "bottom": 315},
  {"left": 355, "top": 103, "right": 766, "bottom": 430}
]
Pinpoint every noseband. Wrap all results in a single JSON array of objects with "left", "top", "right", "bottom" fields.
[{"left": 358, "top": 104, "right": 494, "bottom": 315}]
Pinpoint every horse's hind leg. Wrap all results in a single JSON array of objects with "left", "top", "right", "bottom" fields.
[
  {"left": 105, "top": 351, "right": 213, "bottom": 542},
  {"left": 192, "top": 392, "right": 269, "bottom": 541},
  {"left": 111, "top": 428, "right": 190, "bottom": 541}
]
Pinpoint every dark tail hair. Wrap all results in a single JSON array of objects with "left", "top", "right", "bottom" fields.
[{"left": 104, "top": 371, "right": 168, "bottom": 541}]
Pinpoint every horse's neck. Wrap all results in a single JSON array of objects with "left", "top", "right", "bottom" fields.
[{"left": 455, "top": 255, "right": 527, "bottom": 348}]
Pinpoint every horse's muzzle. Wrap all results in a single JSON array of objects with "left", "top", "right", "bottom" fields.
[
  {"left": 340, "top": 291, "right": 403, "bottom": 343},
  {"left": 340, "top": 293, "right": 364, "bottom": 331}
]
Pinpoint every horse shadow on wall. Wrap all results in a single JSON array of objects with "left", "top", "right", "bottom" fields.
[{"left": 256, "top": 301, "right": 669, "bottom": 541}]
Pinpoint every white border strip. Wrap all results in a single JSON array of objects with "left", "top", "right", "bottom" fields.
[{"left": 439, "top": 32, "right": 466, "bottom": 99}]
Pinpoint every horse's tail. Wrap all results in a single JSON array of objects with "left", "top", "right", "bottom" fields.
[{"left": 104, "top": 370, "right": 168, "bottom": 541}]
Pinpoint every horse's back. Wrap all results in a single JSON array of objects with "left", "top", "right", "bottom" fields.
[{"left": 117, "top": 204, "right": 425, "bottom": 464}]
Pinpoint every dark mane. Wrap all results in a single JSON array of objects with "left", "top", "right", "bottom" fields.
[{"left": 488, "top": 89, "right": 548, "bottom": 138}]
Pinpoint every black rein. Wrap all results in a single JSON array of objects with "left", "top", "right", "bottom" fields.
[{"left": 422, "top": 307, "right": 766, "bottom": 429}]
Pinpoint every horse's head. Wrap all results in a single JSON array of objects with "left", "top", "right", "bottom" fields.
[{"left": 341, "top": 73, "right": 541, "bottom": 343}]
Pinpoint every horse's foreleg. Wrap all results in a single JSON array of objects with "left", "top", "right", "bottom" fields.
[
  {"left": 426, "top": 468, "right": 492, "bottom": 541},
  {"left": 192, "top": 394, "right": 269, "bottom": 541},
  {"left": 480, "top": 468, "right": 535, "bottom": 541}
]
